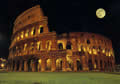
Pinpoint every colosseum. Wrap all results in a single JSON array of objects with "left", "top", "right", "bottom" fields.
[{"left": 8, "top": 5, "right": 115, "bottom": 72}]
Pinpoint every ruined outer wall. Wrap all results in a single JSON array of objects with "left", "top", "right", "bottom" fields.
[{"left": 8, "top": 5, "right": 115, "bottom": 72}]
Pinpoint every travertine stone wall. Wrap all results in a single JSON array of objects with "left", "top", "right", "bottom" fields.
[{"left": 8, "top": 5, "right": 115, "bottom": 72}]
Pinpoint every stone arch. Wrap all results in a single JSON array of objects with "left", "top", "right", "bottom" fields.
[
  {"left": 13, "top": 60, "right": 15, "bottom": 71},
  {"left": 87, "top": 39, "right": 91, "bottom": 44},
  {"left": 100, "top": 60, "right": 103, "bottom": 71},
  {"left": 33, "top": 59, "right": 38, "bottom": 72},
  {"left": 76, "top": 59, "right": 82, "bottom": 71},
  {"left": 108, "top": 60, "right": 111, "bottom": 71},
  {"left": 16, "top": 60, "right": 20, "bottom": 71},
  {"left": 56, "top": 58, "right": 62, "bottom": 71},
  {"left": 95, "top": 59, "right": 98, "bottom": 69},
  {"left": 104, "top": 61, "right": 107, "bottom": 71},
  {"left": 46, "top": 40, "right": 52, "bottom": 50},
  {"left": 46, "top": 59, "right": 52, "bottom": 71},
  {"left": 58, "top": 43, "right": 63, "bottom": 50},
  {"left": 66, "top": 41, "right": 72, "bottom": 50},
  {"left": 110, "top": 62, "right": 113, "bottom": 71},
  {"left": 88, "top": 59, "right": 93, "bottom": 71},
  {"left": 66, "top": 58, "right": 74, "bottom": 71},
  {"left": 38, "top": 59, "right": 42, "bottom": 72},
  {"left": 27, "top": 59, "right": 32, "bottom": 72},
  {"left": 32, "top": 27, "right": 36, "bottom": 36},
  {"left": 22, "top": 61, "right": 24, "bottom": 71}
]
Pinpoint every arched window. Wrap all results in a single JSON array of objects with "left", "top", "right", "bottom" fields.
[
  {"left": 25, "top": 30, "right": 29, "bottom": 37},
  {"left": 37, "top": 41, "right": 41, "bottom": 50},
  {"left": 38, "top": 25, "right": 43, "bottom": 34},
  {"left": 33, "top": 28, "right": 36, "bottom": 35},
  {"left": 58, "top": 43, "right": 63, "bottom": 50},
  {"left": 46, "top": 41, "right": 51, "bottom": 50},
  {"left": 21, "top": 31, "right": 24, "bottom": 39},
  {"left": 30, "top": 42, "right": 34, "bottom": 51},
  {"left": 100, "top": 60, "right": 103, "bottom": 70},
  {"left": 92, "top": 35, "right": 95, "bottom": 38},
  {"left": 40, "top": 27, "right": 43, "bottom": 33},
  {"left": 81, "top": 45, "right": 84, "bottom": 51},
  {"left": 80, "top": 33, "right": 84, "bottom": 37},
  {"left": 87, "top": 39, "right": 90, "bottom": 44},
  {"left": 31, "top": 27, "right": 36, "bottom": 36},
  {"left": 17, "top": 34, "right": 20, "bottom": 41},
  {"left": 66, "top": 42, "right": 72, "bottom": 50},
  {"left": 24, "top": 43, "right": 27, "bottom": 51},
  {"left": 46, "top": 41, "right": 49, "bottom": 49}
]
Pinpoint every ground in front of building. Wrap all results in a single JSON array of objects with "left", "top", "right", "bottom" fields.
[{"left": 0, "top": 72, "right": 120, "bottom": 84}]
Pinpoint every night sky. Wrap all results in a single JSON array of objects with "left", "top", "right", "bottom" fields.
[{"left": 0, "top": 0, "right": 120, "bottom": 64}]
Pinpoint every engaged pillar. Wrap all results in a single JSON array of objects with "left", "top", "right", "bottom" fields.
[
  {"left": 19, "top": 61, "right": 22, "bottom": 72},
  {"left": 14, "top": 62, "right": 17, "bottom": 71},
  {"left": 73, "top": 58, "right": 77, "bottom": 72},
  {"left": 82, "top": 56, "right": 89, "bottom": 71},
  {"left": 32, "top": 61, "right": 36, "bottom": 72},
  {"left": 62, "top": 58, "right": 66, "bottom": 71},
  {"left": 24, "top": 60, "right": 28, "bottom": 72},
  {"left": 51, "top": 58, "right": 56, "bottom": 72},
  {"left": 41, "top": 59, "right": 46, "bottom": 72}
]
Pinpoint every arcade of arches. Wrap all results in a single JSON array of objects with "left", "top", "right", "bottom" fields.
[{"left": 8, "top": 5, "right": 115, "bottom": 72}]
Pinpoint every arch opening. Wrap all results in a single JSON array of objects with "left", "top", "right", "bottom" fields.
[
  {"left": 46, "top": 59, "right": 52, "bottom": 71},
  {"left": 76, "top": 59, "right": 82, "bottom": 71},
  {"left": 56, "top": 58, "right": 62, "bottom": 71}
]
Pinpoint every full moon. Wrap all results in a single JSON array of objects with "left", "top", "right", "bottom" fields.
[{"left": 96, "top": 8, "right": 106, "bottom": 19}]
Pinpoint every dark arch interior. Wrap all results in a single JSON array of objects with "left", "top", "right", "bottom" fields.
[
  {"left": 16, "top": 61, "right": 20, "bottom": 71},
  {"left": 58, "top": 43, "right": 63, "bottom": 50},
  {"left": 66, "top": 42, "right": 72, "bottom": 49},
  {"left": 88, "top": 59, "right": 93, "bottom": 71},
  {"left": 87, "top": 39, "right": 90, "bottom": 44},
  {"left": 100, "top": 60, "right": 103, "bottom": 70},
  {"left": 40, "top": 27, "right": 43, "bottom": 33},
  {"left": 77, "top": 60, "right": 82, "bottom": 71},
  {"left": 28, "top": 59, "right": 32, "bottom": 71}
]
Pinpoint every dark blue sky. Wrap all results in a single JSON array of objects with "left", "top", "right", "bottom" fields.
[{"left": 0, "top": 0, "right": 120, "bottom": 64}]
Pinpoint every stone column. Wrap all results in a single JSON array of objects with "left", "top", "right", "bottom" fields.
[
  {"left": 112, "top": 59, "right": 115, "bottom": 71},
  {"left": 41, "top": 59, "right": 46, "bottom": 72},
  {"left": 32, "top": 61, "right": 36, "bottom": 72},
  {"left": 71, "top": 39, "right": 78, "bottom": 51},
  {"left": 24, "top": 60, "right": 28, "bottom": 72},
  {"left": 7, "top": 64, "right": 9, "bottom": 71},
  {"left": 51, "top": 58, "right": 56, "bottom": 72},
  {"left": 97, "top": 59, "right": 101, "bottom": 71},
  {"left": 43, "top": 23, "right": 49, "bottom": 33},
  {"left": 38, "top": 61, "right": 41, "bottom": 72},
  {"left": 85, "top": 53, "right": 89, "bottom": 71},
  {"left": 102, "top": 61, "right": 104, "bottom": 72},
  {"left": 14, "top": 62, "right": 17, "bottom": 71},
  {"left": 97, "top": 55, "right": 100, "bottom": 71},
  {"left": 19, "top": 61, "right": 22, "bottom": 72},
  {"left": 51, "top": 39, "right": 57, "bottom": 50},
  {"left": 62, "top": 58, "right": 66, "bottom": 71},
  {"left": 82, "top": 56, "right": 89, "bottom": 71},
  {"left": 106, "top": 60, "right": 109, "bottom": 72},
  {"left": 92, "top": 55, "right": 95, "bottom": 70},
  {"left": 41, "top": 40, "right": 46, "bottom": 50},
  {"left": 73, "top": 58, "right": 77, "bottom": 72},
  {"left": 7, "top": 62, "right": 11, "bottom": 71},
  {"left": 10, "top": 61, "right": 13, "bottom": 71},
  {"left": 109, "top": 58, "right": 112, "bottom": 72}
]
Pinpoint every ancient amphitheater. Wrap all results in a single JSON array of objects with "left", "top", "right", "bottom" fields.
[{"left": 8, "top": 5, "right": 115, "bottom": 72}]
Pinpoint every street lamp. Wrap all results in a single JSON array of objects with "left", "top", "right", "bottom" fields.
[{"left": 1, "top": 63, "right": 5, "bottom": 68}]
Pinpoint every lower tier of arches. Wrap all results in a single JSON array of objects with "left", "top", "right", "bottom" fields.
[{"left": 7, "top": 55, "right": 115, "bottom": 72}]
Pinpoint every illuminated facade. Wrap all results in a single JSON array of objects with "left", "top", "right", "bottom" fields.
[{"left": 8, "top": 5, "right": 115, "bottom": 72}]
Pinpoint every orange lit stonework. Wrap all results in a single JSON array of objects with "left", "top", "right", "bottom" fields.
[{"left": 8, "top": 5, "right": 115, "bottom": 72}]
